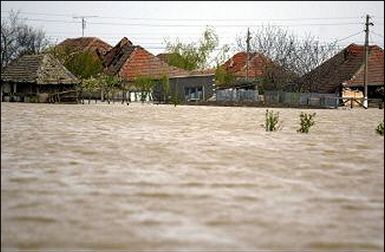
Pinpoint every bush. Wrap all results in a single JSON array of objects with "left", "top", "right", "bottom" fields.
[
  {"left": 376, "top": 120, "right": 384, "bottom": 136},
  {"left": 264, "top": 109, "right": 281, "bottom": 131},
  {"left": 297, "top": 112, "right": 316, "bottom": 133}
]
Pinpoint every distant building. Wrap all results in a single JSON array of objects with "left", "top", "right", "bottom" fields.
[
  {"left": 101, "top": 37, "right": 215, "bottom": 103},
  {"left": 292, "top": 43, "right": 384, "bottom": 106},
  {"left": 57, "top": 37, "right": 112, "bottom": 57},
  {"left": 1, "top": 54, "right": 80, "bottom": 103}
]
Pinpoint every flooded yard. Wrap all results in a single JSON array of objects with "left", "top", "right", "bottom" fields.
[{"left": 1, "top": 102, "right": 384, "bottom": 251}]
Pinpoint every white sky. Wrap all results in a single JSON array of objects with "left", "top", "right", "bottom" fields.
[{"left": 1, "top": 1, "right": 384, "bottom": 57}]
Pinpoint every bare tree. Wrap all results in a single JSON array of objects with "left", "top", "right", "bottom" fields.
[
  {"left": 1, "top": 10, "right": 50, "bottom": 68},
  {"left": 236, "top": 25, "right": 339, "bottom": 91}
]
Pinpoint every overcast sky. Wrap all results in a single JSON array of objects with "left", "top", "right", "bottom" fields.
[{"left": 1, "top": 1, "right": 384, "bottom": 56}]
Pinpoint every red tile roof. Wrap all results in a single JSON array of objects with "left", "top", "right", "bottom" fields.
[
  {"left": 221, "top": 52, "right": 273, "bottom": 78},
  {"left": 102, "top": 37, "right": 188, "bottom": 81},
  {"left": 296, "top": 43, "right": 384, "bottom": 93},
  {"left": 57, "top": 37, "right": 112, "bottom": 55}
]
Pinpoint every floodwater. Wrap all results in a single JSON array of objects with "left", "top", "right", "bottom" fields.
[{"left": 1, "top": 102, "right": 384, "bottom": 251}]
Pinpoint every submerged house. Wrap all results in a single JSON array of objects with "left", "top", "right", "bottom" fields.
[
  {"left": 1, "top": 54, "right": 80, "bottom": 103},
  {"left": 57, "top": 37, "right": 113, "bottom": 57},
  {"left": 100, "top": 37, "right": 215, "bottom": 103},
  {"left": 293, "top": 43, "right": 384, "bottom": 107},
  {"left": 215, "top": 52, "right": 282, "bottom": 102}
]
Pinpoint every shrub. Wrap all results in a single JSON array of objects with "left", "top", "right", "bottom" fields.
[
  {"left": 297, "top": 112, "right": 316, "bottom": 133},
  {"left": 264, "top": 109, "right": 281, "bottom": 131},
  {"left": 376, "top": 120, "right": 384, "bottom": 136}
]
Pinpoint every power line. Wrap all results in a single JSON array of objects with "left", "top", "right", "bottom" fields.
[
  {"left": 0, "top": 10, "right": 362, "bottom": 22},
  {"left": 19, "top": 17, "right": 362, "bottom": 28},
  {"left": 371, "top": 31, "right": 384, "bottom": 39},
  {"left": 335, "top": 31, "right": 364, "bottom": 42}
]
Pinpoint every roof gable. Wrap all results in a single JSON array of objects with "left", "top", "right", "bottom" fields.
[
  {"left": 102, "top": 37, "right": 188, "bottom": 80},
  {"left": 118, "top": 47, "right": 188, "bottom": 80},
  {"left": 297, "top": 43, "right": 384, "bottom": 93},
  {"left": 221, "top": 52, "right": 273, "bottom": 78},
  {"left": 1, "top": 54, "right": 79, "bottom": 85},
  {"left": 57, "top": 37, "right": 112, "bottom": 55}
]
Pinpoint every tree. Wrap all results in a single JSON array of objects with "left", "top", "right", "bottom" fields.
[
  {"left": 1, "top": 10, "right": 50, "bottom": 68},
  {"left": 236, "top": 25, "right": 339, "bottom": 91},
  {"left": 160, "top": 74, "right": 170, "bottom": 102},
  {"left": 46, "top": 45, "right": 103, "bottom": 80},
  {"left": 214, "top": 65, "right": 236, "bottom": 87},
  {"left": 133, "top": 76, "right": 155, "bottom": 103},
  {"left": 80, "top": 76, "right": 100, "bottom": 104},
  {"left": 98, "top": 74, "right": 121, "bottom": 103},
  {"left": 164, "top": 26, "right": 229, "bottom": 70}
]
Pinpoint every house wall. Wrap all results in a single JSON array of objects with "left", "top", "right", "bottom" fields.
[
  {"left": 264, "top": 90, "right": 339, "bottom": 108},
  {"left": 155, "top": 75, "right": 214, "bottom": 103},
  {"left": 1, "top": 81, "right": 76, "bottom": 103},
  {"left": 216, "top": 89, "right": 260, "bottom": 102}
]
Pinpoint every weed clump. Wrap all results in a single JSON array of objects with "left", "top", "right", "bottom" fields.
[
  {"left": 376, "top": 120, "right": 384, "bottom": 136},
  {"left": 297, "top": 112, "right": 316, "bottom": 133},
  {"left": 264, "top": 109, "right": 281, "bottom": 132}
]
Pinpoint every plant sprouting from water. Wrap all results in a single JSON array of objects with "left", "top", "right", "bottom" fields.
[
  {"left": 264, "top": 109, "right": 281, "bottom": 131},
  {"left": 297, "top": 112, "right": 316, "bottom": 133},
  {"left": 376, "top": 120, "right": 384, "bottom": 136}
]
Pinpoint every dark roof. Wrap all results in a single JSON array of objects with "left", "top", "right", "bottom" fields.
[
  {"left": 57, "top": 37, "right": 112, "bottom": 55},
  {"left": 1, "top": 54, "right": 80, "bottom": 85},
  {"left": 295, "top": 43, "right": 384, "bottom": 93},
  {"left": 102, "top": 37, "right": 188, "bottom": 80},
  {"left": 102, "top": 37, "right": 136, "bottom": 75}
]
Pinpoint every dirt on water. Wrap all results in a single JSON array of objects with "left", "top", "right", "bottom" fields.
[{"left": 1, "top": 102, "right": 384, "bottom": 251}]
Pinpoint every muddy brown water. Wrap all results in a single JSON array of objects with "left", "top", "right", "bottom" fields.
[{"left": 1, "top": 102, "right": 384, "bottom": 251}]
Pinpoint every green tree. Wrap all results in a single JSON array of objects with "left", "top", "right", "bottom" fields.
[
  {"left": 97, "top": 74, "right": 121, "bottom": 104},
  {"left": 65, "top": 50, "right": 102, "bottom": 79},
  {"left": 133, "top": 76, "right": 155, "bottom": 103},
  {"left": 46, "top": 45, "right": 103, "bottom": 80},
  {"left": 165, "top": 26, "right": 226, "bottom": 70},
  {"left": 80, "top": 76, "right": 100, "bottom": 104},
  {"left": 214, "top": 65, "right": 236, "bottom": 88},
  {"left": 160, "top": 74, "right": 170, "bottom": 102}
]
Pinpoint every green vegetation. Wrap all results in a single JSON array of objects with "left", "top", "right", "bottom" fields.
[
  {"left": 297, "top": 112, "right": 316, "bottom": 133},
  {"left": 165, "top": 26, "right": 229, "bottom": 70},
  {"left": 376, "top": 120, "right": 384, "bottom": 136},
  {"left": 133, "top": 76, "right": 155, "bottom": 102},
  {"left": 214, "top": 66, "right": 236, "bottom": 87},
  {"left": 47, "top": 46, "right": 103, "bottom": 79},
  {"left": 161, "top": 74, "right": 170, "bottom": 102},
  {"left": 264, "top": 109, "right": 281, "bottom": 132}
]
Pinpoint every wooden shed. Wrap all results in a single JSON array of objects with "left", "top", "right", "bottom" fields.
[{"left": 1, "top": 53, "right": 80, "bottom": 103}]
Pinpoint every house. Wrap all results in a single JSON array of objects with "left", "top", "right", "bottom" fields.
[
  {"left": 100, "top": 37, "right": 215, "bottom": 103},
  {"left": 57, "top": 37, "right": 112, "bottom": 57},
  {"left": 293, "top": 43, "right": 384, "bottom": 106},
  {"left": 221, "top": 52, "right": 272, "bottom": 79},
  {"left": 220, "top": 51, "right": 295, "bottom": 87},
  {"left": 214, "top": 52, "right": 279, "bottom": 102},
  {"left": 1, "top": 54, "right": 80, "bottom": 103}
]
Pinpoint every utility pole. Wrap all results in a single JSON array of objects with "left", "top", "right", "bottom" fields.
[
  {"left": 73, "top": 15, "right": 97, "bottom": 37},
  {"left": 363, "top": 14, "right": 373, "bottom": 109},
  {"left": 246, "top": 28, "right": 251, "bottom": 81}
]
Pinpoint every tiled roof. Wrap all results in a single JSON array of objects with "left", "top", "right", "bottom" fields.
[
  {"left": 296, "top": 43, "right": 384, "bottom": 93},
  {"left": 221, "top": 52, "right": 273, "bottom": 78},
  {"left": 188, "top": 68, "right": 216, "bottom": 76},
  {"left": 102, "top": 37, "right": 188, "bottom": 81},
  {"left": 57, "top": 37, "right": 112, "bottom": 55},
  {"left": 1, "top": 54, "right": 80, "bottom": 85}
]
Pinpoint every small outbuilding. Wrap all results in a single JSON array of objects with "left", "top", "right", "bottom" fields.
[{"left": 1, "top": 53, "right": 80, "bottom": 103}]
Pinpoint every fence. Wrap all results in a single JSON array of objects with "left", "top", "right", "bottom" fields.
[
  {"left": 216, "top": 89, "right": 260, "bottom": 102},
  {"left": 264, "top": 91, "right": 339, "bottom": 108}
]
